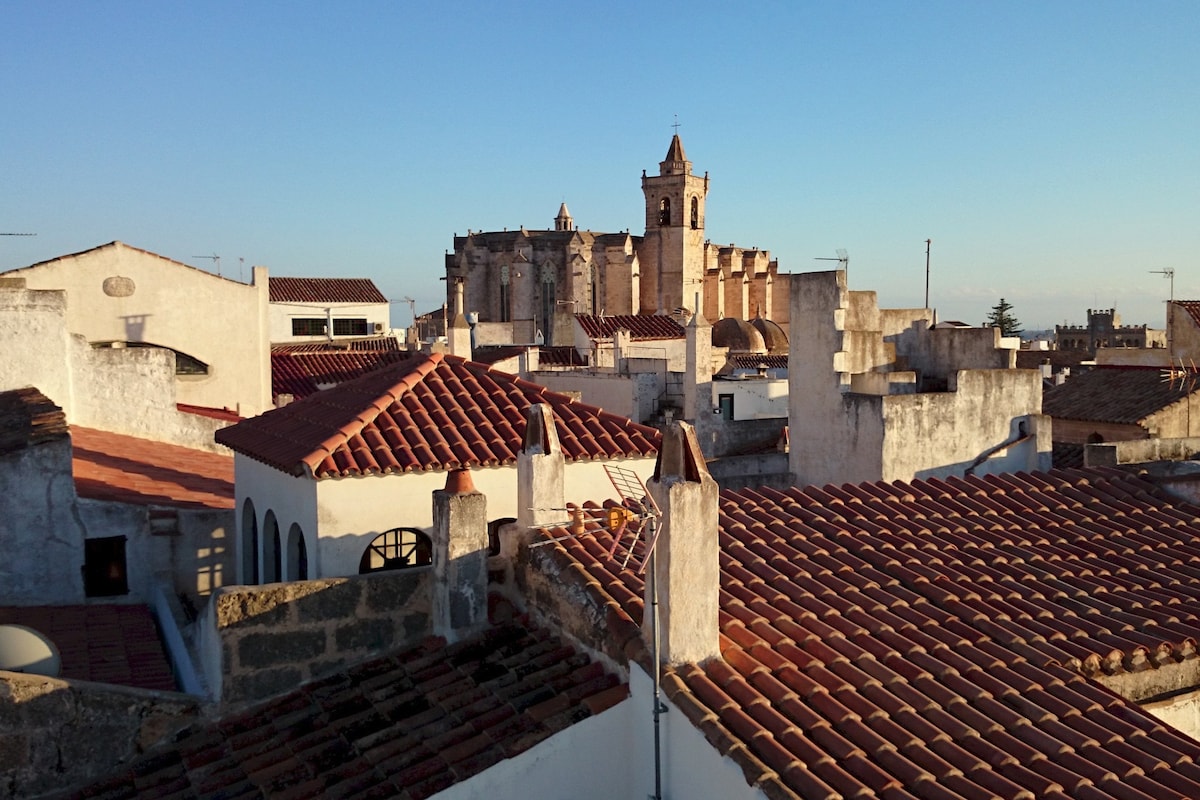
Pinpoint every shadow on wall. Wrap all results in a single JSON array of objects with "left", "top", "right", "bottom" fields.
[{"left": 197, "top": 568, "right": 433, "bottom": 709}]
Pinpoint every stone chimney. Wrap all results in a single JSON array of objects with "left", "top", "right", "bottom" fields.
[
  {"left": 646, "top": 421, "right": 720, "bottom": 665},
  {"left": 431, "top": 467, "right": 487, "bottom": 641},
  {"left": 683, "top": 293, "right": 712, "bottom": 425},
  {"left": 517, "top": 403, "right": 564, "bottom": 530},
  {"left": 613, "top": 328, "right": 631, "bottom": 370},
  {"left": 446, "top": 278, "right": 472, "bottom": 360}
]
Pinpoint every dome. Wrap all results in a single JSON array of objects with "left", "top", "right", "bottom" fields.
[
  {"left": 750, "top": 316, "right": 788, "bottom": 354},
  {"left": 711, "top": 318, "right": 767, "bottom": 354}
]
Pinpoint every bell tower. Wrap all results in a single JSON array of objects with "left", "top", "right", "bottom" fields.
[{"left": 640, "top": 133, "right": 708, "bottom": 314}]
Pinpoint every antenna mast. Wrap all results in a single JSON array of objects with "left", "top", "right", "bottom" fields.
[
  {"left": 193, "top": 253, "right": 221, "bottom": 277},
  {"left": 813, "top": 248, "right": 849, "bottom": 278}
]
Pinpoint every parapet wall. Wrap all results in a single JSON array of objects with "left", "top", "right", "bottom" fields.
[
  {"left": 198, "top": 568, "right": 432, "bottom": 709},
  {"left": 0, "top": 671, "right": 199, "bottom": 799}
]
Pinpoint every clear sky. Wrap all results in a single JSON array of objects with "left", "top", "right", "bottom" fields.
[{"left": 3, "top": 1, "right": 1197, "bottom": 332}]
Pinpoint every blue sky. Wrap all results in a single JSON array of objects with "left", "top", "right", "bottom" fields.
[{"left": 3, "top": 1, "right": 1197, "bottom": 331}]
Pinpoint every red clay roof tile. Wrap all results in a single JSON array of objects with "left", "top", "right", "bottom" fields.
[
  {"left": 537, "top": 465, "right": 1200, "bottom": 799},
  {"left": 71, "top": 426, "right": 234, "bottom": 510},
  {"left": 219, "top": 353, "right": 660, "bottom": 477},
  {"left": 268, "top": 277, "right": 387, "bottom": 304}
]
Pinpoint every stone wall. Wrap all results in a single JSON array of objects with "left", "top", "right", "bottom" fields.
[
  {"left": 0, "top": 671, "right": 199, "bottom": 799},
  {"left": 198, "top": 568, "right": 432, "bottom": 709}
]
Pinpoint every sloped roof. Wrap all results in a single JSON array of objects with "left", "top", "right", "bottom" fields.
[
  {"left": 72, "top": 427, "right": 234, "bottom": 510},
  {"left": 2, "top": 240, "right": 247, "bottom": 285},
  {"left": 269, "top": 277, "right": 387, "bottom": 304},
  {"left": 541, "top": 467, "right": 1200, "bottom": 799},
  {"left": 1014, "top": 348, "right": 1092, "bottom": 371},
  {"left": 61, "top": 619, "right": 627, "bottom": 799},
  {"left": 575, "top": 314, "right": 685, "bottom": 341},
  {"left": 271, "top": 348, "right": 416, "bottom": 400},
  {"left": 217, "top": 353, "right": 660, "bottom": 478},
  {"left": 1171, "top": 300, "right": 1200, "bottom": 328},
  {"left": 1042, "top": 365, "right": 1190, "bottom": 424},
  {"left": 272, "top": 337, "right": 402, "bottom": 354},
  {"left": 0, "top": 386, "right": 67, "bottom": 456},
  {"left": 729, "top": 354, "right": 788, "bottom": 371},
  {"left": 0, "top": 604, "right": 175, "bottom": 691}
]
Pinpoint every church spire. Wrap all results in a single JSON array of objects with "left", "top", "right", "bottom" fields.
[
  {"left": 554, "top": 202, "right": 574, "bottom": 231},
  {"left": 660, "top": 134, "right": 690, "bottom": 176}
]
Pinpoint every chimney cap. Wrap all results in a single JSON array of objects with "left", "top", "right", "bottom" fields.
[{"left": 443, "top": 468, "right": 476, "bottom": 494}]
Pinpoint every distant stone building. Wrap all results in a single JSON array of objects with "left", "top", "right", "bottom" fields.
[
  {"left": 1055, "top": 307, "right": 1165, "bottom": 355},
  {"left": 445, "top": 135, "right": 789, "bottom": 347}
]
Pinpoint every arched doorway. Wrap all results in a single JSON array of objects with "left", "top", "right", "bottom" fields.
[
  {"left": 263, "top": 511, "right": 281, "bottom": 583},
  {"left": 287, "top": 523, "right": 308, "bottom": 581}
]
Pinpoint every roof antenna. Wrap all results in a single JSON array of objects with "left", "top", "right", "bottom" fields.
[
  {"left": 814, "top": 248, "right": 849, "bottom": 279},
  {"left": 193, "top": 253, "right": 221, "bottom": 277}
]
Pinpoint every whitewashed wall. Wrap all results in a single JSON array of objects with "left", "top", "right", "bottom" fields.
[{"left": 267, "top": 300, "right": 390, "bottom": 343}]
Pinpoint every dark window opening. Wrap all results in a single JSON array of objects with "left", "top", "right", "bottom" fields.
[
  {"left": 241, "top": 499, "right": 259, "bottom": 584},
  {"left": 1087, "top": 432, "right": 1105, "bottom": 444},
  {"left": 658, "top": 198, "right": 671, "bottom": 226},
  {"left": 84, "top": 536, "right": 129, "bottom": 597},
  {"left": 690, "top": 197, "right": 699, "bottom": 229},
  {"left": 290, "top": 318, "right": 369, "bottom": 337},
  {"left": 287, "top": 524, "right": 308, "bottom": 581},
  {"left": 718, "top": 394, "right": 734, "bottom": 421},
  {"left": 487, "top": 517, "right": 516, "bottom": 556},
  {"left": 333, "top": 318, "right": 369, "bottom": 336},
  {"left": 359, "top": 528, "right": 433, "bottom": 574}
]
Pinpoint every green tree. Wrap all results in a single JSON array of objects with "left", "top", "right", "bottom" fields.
[{"left": 985, "top": 298, "right": 1022, "bottom": 337}]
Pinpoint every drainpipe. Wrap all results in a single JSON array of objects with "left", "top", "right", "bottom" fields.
[{"left": 964, "top": 420, "right": 1034, "bottom": 477}]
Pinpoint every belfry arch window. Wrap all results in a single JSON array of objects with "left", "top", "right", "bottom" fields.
[
  {"left": 658, "top": 198, "right": 671, "bottom": 226},
  {"left": 359, "top": 527, "right": 433, "bottom": 573},
  {"left": 690, "top": 197, "right": 699, "bottom": 229}
]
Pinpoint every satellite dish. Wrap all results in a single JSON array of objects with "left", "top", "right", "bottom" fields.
[{"left": 0, "top": 624, "right": 62, "bottom": 677}]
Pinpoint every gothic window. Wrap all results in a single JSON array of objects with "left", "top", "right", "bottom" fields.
[
  {"left": 499, "top": 265, "right": 511, "bottom": 323},
  {"left": 658, "top": 198, "right": 671, "bottom": 226},
  {"left": 541, "top": 264, "right": 556, "bottom": 347},
  {"left": 691, "top": 197, "right": 699, "bottom": 229},
  {"left": 359, "top": 528, "right": 433, "bottom": 573}
]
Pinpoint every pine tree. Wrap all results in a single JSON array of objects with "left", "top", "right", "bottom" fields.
[{"left": 985, "top": 298, "right": 1022, "bottom": 337}]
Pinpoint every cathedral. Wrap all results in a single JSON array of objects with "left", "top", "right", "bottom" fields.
[{"left": 444, "top": 135, "right": 790, "bottom": 346}]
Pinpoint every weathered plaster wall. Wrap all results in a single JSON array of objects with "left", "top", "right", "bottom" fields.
[
  {"left": 1141, "top": 687, "right": 1200, "bottom": 741},
  {"left": 0, "top": 286, "right": 73, "bottom": 415},
  {"left": 706, "top": 453, "right": 791, "bottom": 490},
  {"left": 4, "top": 243, "right": 271, "bottom": 416},
  {"left": 1084, "top": 437, "right": 1200, "bottom": 468},
  {"left": 435, "top": 696, "right": 636, "bottom": 800},
  {"left": 881, "top": 370, "right": 1051, "bottom": 482},
  {"left": 1053, "top": 418, "right": 1148, "bottom": 445},
  {"left": 712, "top": 378, "right": 788, "bottom": 420},
  {"left": 197, "top": 570, "right": 432, "bottom": 708},
  {"left": 0, "top": 437, "right": 86, "bottom": 605},
  {"left": 0, "top": 670, "right": 199, "bottom": 799}
]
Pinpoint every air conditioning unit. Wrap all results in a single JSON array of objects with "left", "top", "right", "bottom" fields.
[{"left": 373, "top": 322, "right": 385, "bottom": 333}]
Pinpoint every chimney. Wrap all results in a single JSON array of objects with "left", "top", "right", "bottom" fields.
[
  {"left": 447, "top": 278, "right": 472, "bottom": 359},
  {"left": 431, "top": 467, "right": 488, "bottom": 641},
  {"left": 517, "top": 403, "right": 564, "bottom": 530},
  {"left": 646, "top": 421, "right": 720, "bottom": 665},
  {"left": 684, "top": 292, "right": 711, "bottom": 427}
]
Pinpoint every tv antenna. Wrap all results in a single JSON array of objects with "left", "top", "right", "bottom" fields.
[
  {"left": 529, "top": 463, "right": 667, "bottom": 799},
  {"left": 402, "top": 296, "right": 417, "bottom": 326},
  {"left": 1, "top": 232, "right": 37, "bottom": 236},
  {"left": 1150, "top": 268, "right": 1175, "bottom": 301},
  {"left": 193, "top": 253, "right": 221, "bottom": 277},
  {"left": 1162, "top": 357, "right": 1199, "bottom": 393},
  {"left": 814, "top": 248, "right": 849, "bottom": 278}
]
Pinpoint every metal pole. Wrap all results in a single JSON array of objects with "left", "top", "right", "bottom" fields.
[
  {"left": 924, "top": 239, "right": 932, "bottom": 309},
  {"left": 650, "top": 536, "right": 663, "bottom": 800}
]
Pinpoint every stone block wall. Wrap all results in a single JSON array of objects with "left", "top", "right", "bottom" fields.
[
  {"left": 0, "top": 671, "right": 198, "bottom": 799},
  {"left": 201, "top": 568, "right": 432, "bottom": 708}
]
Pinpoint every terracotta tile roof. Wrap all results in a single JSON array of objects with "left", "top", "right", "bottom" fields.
[
  {"left": 175, "top": 403, "right": 242, "bottom": 422},
  {"left": 0, "top": 386, "right": 67, "bottom": 455},
  {"left": 269, "top": 277, "right": 387, "bottom": 304},
  {"left": 272, "top": 337, "right": 402, "bottom": 354},
  {"left": 1042, "top": 365, "right": 1193, "bottom": 424},
  {"left": 72, "top": 427, "right": 234, "bottom": 510},
  {"left": 0, "top": 604, "right": 176, "bottom": 691},
  {"left": 472, "top": 345, "right": 587, "bottom": 367},
  {"left": 61, "top": 619, "right": 627, "bottom": 799},
  {"left": 1171, "top": 300, "right": 1200, "bottom": 328},
  {"left": 729, "top": 354, "right": 789, "bottom": 370},
  {"left": 218, "top": 353, "right": 660, "bottom": 478},
  {"left": 540, "top": 466, "right": 1200, "bottom": 800},
  {"left": 271, "top": 348, "right": 416, "bottom": 400},
  {"left": 575, "top": 313, "right": 685, "bottom": 341}
]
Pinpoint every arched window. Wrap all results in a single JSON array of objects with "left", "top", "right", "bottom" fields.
[
  {"left": 690, "top": 197, "right": 699, "bottom": 229},
  {"left": 658, "top": 198, "right": 671, "bottom": 226},
  {"left": 241, "top": 499, "right": 259, "bottom": 585},
  {"left": 359, "top": 528, "right": 433, "bottom": 574},
  {"left": 263, "top": 511, "right": 281, "bottom": 583},
  {"left": 287, "top": 523, "right": 308, "bottom": 581}
]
